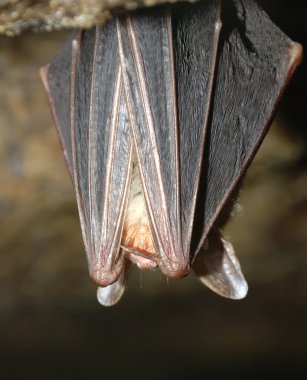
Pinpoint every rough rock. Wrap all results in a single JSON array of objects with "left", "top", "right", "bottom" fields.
[{"left": 0, "top": 0, "right": 190, "bottom": 36}]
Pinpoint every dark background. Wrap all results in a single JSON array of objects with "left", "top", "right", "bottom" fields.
[{"left": 0, "top": 1, "right": 306, "bottom": 378}]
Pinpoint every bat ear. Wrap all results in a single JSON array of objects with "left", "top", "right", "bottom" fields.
[
  {"left": 96, "top": 261, "right": 130, "bottom": 307},
  {"left": 192, "top": 231, "right": 248, "bottom": 300}
]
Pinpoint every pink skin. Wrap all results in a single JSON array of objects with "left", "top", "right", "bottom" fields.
[{"left": 129, "top": 253, "right": 157, "bottom": 269}]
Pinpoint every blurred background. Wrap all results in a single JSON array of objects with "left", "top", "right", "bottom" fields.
[{"left": 0, "top": 0, "right": 306, "bottom": 378}]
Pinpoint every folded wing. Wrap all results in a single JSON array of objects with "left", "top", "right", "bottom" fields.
[
  {"left": 41, "top": 25, "right": 133, "bottom": 286},
  {"left": 117, "top": 9, "right": 185, "bottom": 277},
  {"left": 196, "top": 0, "right": 303, "bottom": 253},
  {"left": 117, "top": 0, "right": 222, "bottom": 277}
]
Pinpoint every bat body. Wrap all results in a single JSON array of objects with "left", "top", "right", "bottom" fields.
[{"left": 40, "top": 0, "right": 302, "bottom": 306}]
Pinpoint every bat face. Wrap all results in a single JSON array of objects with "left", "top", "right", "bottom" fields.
[{"left": 40, "top": 0, "right": 302, "bottom": 306}]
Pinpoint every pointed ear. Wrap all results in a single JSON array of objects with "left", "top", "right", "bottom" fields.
[
  {"left": 192, "top": 230, "right": 248, "bottom": 300},
  {"left": 97, "top": 260, "right": 131, "bottom": 307}
]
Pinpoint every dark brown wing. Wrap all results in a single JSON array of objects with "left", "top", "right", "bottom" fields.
[
  {"left": 41, "top": 25, "right": 133, "bottom": 286},
  {"left": 194, "top": 0, "right": 303, "bottom": 254},
  {"left": 172, "top": 0, "right": 222, "bottom": 256},
  {"left": 117, "top": 0, "right": 222, "bottom": 278},
  {"left": 40, "top": 34, "right": 76, "bottom": 174},
  {"left": 117, "top": 9, "right": 185, "bottom": 278}
]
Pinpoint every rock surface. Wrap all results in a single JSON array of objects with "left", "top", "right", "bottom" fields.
[{"left": 0, "top": 0, "right": 188, "bottom": 35}]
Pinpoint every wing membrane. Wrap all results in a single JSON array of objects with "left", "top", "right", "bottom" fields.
[
  {"left": 72, "top": 26, "right": 132, "bottom": 285},
  {"left": 40, "top": 33, "right": 76, "bottom": 174},
  {"left": 71, "top": 31, "right": 94, "bottom": 258},
  {"left": 86, "top": 25, "right": 133, "bottom": 282},
  {"left": 42, "top": 25, "right": 132, "bottom": 286},
  {"left": 196, "top": 0, "right": 303, "bottom": 253},
  {"left": 173, "top": 0, "right": 221, "bottom": 255}
]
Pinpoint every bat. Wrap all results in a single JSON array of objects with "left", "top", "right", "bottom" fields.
[{"left": 40, "top": 0, "right": 302, "bottom": 306}]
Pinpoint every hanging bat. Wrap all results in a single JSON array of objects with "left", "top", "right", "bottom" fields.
[{"left": 40, "top": 0, "right": 302, "bottom": 306}]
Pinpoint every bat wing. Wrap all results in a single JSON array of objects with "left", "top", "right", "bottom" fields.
[
  {"left": 172, "top": 0, "right": 222, "bottom": 256},
  {"left": 195, "top": 0, "right": 303, "bottom": 253},
  {"left": 117, "top": 0, "right": 222, "bottom": 278},
  {"left": 117, "top": 10, "right": 184, "bottom": 278},
  {"left": 42, "top": 26, "right": 133, "bottom": 286},
  {"left": 40, "top": 34, "right": 76, "bottom": 175}
]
